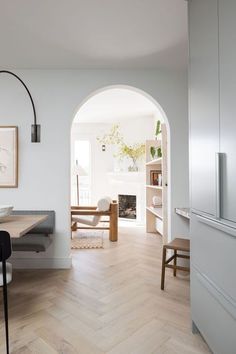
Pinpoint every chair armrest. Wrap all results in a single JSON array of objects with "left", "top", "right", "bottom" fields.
[
  {"left": 71, "top": 210, "right": 110, "bottom": 216},
  {"left": 71, "top": 206, "right": 97, "bottom": 210}
]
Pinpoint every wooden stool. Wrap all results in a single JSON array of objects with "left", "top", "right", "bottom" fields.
[{"left": 161, "top": 238, "right": 190, "bottom": 290}]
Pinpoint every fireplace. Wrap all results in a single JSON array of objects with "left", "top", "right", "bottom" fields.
[
  {"left": 107, "top": 172, "right": 145, "bottom": 225},
  {"left": 118, "top": 194, "right": 136, "bottom": 219}
]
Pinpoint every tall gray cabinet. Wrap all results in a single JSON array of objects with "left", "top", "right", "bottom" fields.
[
  {"left": 219, "top": 0, "right": 236, "bottom": 224},
  {"left": 189, "top": 1, "right": 236, "bottom": 353}
]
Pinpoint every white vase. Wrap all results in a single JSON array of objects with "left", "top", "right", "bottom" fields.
[{"left": 152, "top": 196, "right": 162, "bottom": 207}]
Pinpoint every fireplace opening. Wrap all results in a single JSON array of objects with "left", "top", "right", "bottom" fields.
[{"left": 118, "top": 194, "right": 136, "bottom": 219}]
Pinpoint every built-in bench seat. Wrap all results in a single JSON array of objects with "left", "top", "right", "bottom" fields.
[{"left": 11, "top": 210, "right": 55, "bottom": 252}]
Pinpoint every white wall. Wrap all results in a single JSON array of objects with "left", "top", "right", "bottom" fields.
[{"left": 0, "top": 69, "right": 189, "bottom": 268}]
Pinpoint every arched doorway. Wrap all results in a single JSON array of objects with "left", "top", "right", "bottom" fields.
[{"left": 70, "top": 85, "right": 171, "bottom": 247}]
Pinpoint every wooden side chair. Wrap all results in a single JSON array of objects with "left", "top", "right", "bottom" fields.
[
  {"left": 0, "top": 230, "right": 12, "bottom": 354},
  {"left": 71, "top": 198, "right": 118, "bottom": 242},
  {"left": 161, "top": 237, "right": 190, "bottom": 290}
]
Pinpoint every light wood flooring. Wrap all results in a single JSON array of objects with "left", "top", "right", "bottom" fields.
[{"left": 0, "top": 226, "right": 211, "bottom": 354}]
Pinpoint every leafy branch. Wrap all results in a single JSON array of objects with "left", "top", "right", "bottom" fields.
[
  {"left": 96, "top": 124, "right": 124, "bottom": 146},
  {"left": 116, "top": 143, "right": 145, "bottom": 163},
  {"left": 97, "top": 124, "right": 145, "bottom": 164},
  {"left": 155, "top": 120, "right": 162, "bottom": 138}
]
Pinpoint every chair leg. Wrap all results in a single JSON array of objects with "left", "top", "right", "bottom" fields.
[
  {"left": 109, "top": 207, "right": 118, "bottom": 242},
  {"left": 161, "top": 246, "right": 166, "bottom": 290},
  {"left": 71, "top": 222, "right": 77, "bottom": 233},
  {"left": 2, "top": 260, "right": 9, "bottom": 354},
  {"left": 173, "top": 250, "right": 177, "bottom": 277}
]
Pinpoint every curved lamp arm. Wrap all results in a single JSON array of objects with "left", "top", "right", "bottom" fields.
[{"left": 0, "top": 70, "right": 40, "bottom": 142}]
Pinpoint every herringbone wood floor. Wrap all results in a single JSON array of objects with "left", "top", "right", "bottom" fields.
[{"left": 0, "top": 226, "right": 210, "bottom": 354}]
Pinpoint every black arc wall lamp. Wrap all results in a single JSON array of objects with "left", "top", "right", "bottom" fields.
[{"left": 0, "top": 70, "right": 40, "bottom": 142}]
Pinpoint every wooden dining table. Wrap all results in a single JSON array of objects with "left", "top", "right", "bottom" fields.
[{"left": 0, "top": 214, "right": 48, "bottom": 238}]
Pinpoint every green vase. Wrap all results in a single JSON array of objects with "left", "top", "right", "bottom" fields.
[
  {"left": 150, "top": 146, "right": 156, "bottom": 159},
  {"left": 157, "top": 147, "right": 162, "bottom": 158}
]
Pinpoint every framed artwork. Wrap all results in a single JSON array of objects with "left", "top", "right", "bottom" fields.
[
  {"left": 150, "top": 170, "right": 161, "bottom": 186},
  {"left": 0, "top": 126, "right": 18, "bottom": 187}
]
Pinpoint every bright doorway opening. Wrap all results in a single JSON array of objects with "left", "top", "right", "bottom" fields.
[{"left": 71, "top": 86, "right": 170, "bottom": 249}]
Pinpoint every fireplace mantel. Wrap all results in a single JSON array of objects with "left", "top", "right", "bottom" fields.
[{"left": 107, "top": 171, "right": 145, "bottom": 181}]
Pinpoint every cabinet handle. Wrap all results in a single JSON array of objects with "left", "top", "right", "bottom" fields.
[{"left": 216, "top": 152, "right": 222, "bottom": 219}]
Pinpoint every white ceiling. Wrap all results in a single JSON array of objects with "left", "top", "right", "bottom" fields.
[
  {"left": 74, "top": 88, "right": 160, "bottom": 123},
  {"left": 0, "top": 0, "right": 187, "bottom": 69}
]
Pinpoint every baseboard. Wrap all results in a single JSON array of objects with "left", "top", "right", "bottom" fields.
[{"left": 9, "top": 256, "right": 72, "bottom": 269}]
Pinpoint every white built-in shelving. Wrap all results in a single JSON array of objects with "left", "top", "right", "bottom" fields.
[
  {"left": 146, "top": 206, "right": 163, "bottom": 220},
  {"left": 146, "top": 185, "right": 163, "bottom": 190},
  {"left": 145, "top": 157, "right": 162, "bottom": 166},
  {"left": 145, "top": 124, "right": 168, "bottom": 243}
]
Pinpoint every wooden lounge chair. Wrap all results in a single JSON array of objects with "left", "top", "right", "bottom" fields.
[{"left": 71, "top": 198, "right": 118, "bottom": 242}]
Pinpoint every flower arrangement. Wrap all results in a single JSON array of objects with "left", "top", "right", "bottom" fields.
[
  {"left": 97, "top": 124, "right": 145, "bottom": 171},
  {"left": 117, "top": 143, "right": 145, "bottom": 171}
]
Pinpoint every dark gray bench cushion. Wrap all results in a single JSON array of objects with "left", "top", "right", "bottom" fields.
[
  {"left": 12, "top": 235, "right": 52, "bottom": 252},
  {"left": 11, "top": 210, "right": 55, "bottom": 252}
]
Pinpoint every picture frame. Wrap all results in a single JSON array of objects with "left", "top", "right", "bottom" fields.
[
  {"left": 150, "top": 170, "right": 161, "bottom": 186},
  {"left": 0, "top": 126, "right": 18, "bottom": 188}
]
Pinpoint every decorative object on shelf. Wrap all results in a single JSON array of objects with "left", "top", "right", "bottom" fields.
[
  {"left": 150, "top": 170, "right": 162, "bottom": 186},
  {"left": 150, "top": 146, "right": 156, "bottom": 159},
  {"left": 158, "top": 173, "right": 162, "bottom": 186},
  {"left": 0, "top": 70, "right": 40, "bottom": 142},
  {"left": 149, "top": 146, "right": 162, "bottom": 160},
  {"left": 150, "top": 170, "right": 158, "bottom": 185},
  {"left": 157, "top": 147, "right": 162, "bottom": 158},
  {"left": 152, "top": 195, "right": 162, "bottom": 207},
  {"left": 97, "top": 124, "right": 145, "bottom": 172},
  {"left": 0, "top": 126, "right": 18, "bottom": 188},
  {"left": 155, "top": 120, "right": 162, "bottom": 140}
]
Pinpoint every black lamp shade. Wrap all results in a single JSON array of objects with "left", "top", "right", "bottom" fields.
[{"left": 31, "top": 124, "right": 41, "bottom": 143}]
